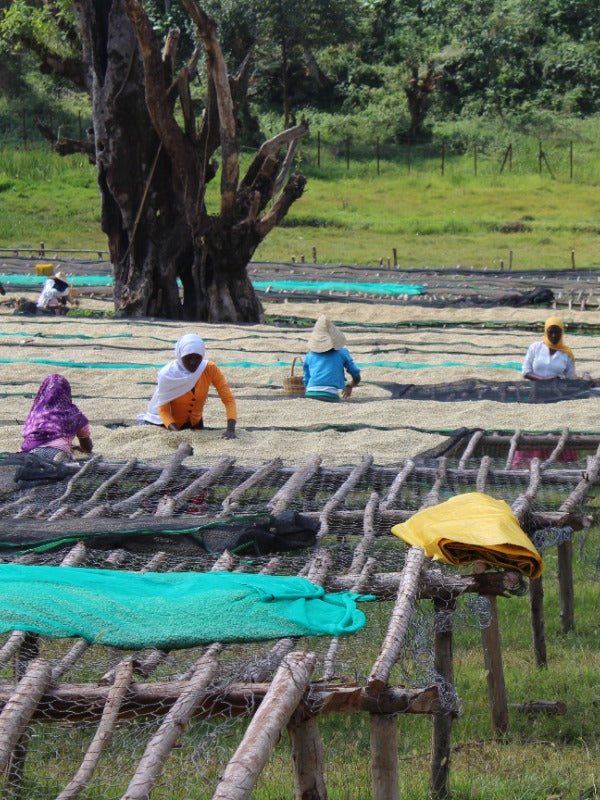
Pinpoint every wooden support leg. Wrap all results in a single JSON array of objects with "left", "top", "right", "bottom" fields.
[
  {"left": 370, "top": 712, "right": 399, "bottom": 800},
  {"left": 557, "top": 541, "right": 575, "bottom": 633},
  {"left": 528, "top": 577, "right": 547, "bottom": 667},
  {"left": 430, "top": 600, "right": 455, "bottom": 800},
  {"left": 480, "top": 596, "right": 509, "bottom": 736},
  {"left": 288, "top": 715, "right": 327, "bottom": 800}
]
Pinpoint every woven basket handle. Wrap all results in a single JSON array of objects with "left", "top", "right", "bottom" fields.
[{"left": 290, "top": 356, "right": 303, "bottom": 376}]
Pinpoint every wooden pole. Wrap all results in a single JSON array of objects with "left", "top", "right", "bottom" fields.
[
  {"left": 393, "top": 247, "right": 398, "bottom": 267},
  {"left": 370, "top": 713, "right": 399, "bottom": 800},
  {"left": 571, "top": 250, "right": 576, "bottom": 270},
  {"left": 0, "top": 659, "right": 52, "bottom": 775},
  {"left": 368, "top": 546, "right": 426, "bottom": 693},
  {"left": 557, "top": 541, "right": 575, "bottom": 633},
  {"left": 569, "top": 140, "right": 573, "bottom": 180},
  {"left": 123, "top": 646, "right": 221, "bottom": 800},
  {"left": 430, "top": 599, "right": 456, "bottom": 800},
  {"left": 529, "top": 577, "right": 547, "bottom": 667},
  {"left": 312, "top": 246, "right": 317, "bottom": 262},
  {"left": 509, "top": 250, "right": 513, "bottom": 270},
  {"left": 480, "top": 596, "right": 509, "bottom": 736},
  {"left": 212, "top": 651, "right": 316, "bottom": 800},
  {"left": 288, "top": 715, "right": 327, "bottom": 800}
]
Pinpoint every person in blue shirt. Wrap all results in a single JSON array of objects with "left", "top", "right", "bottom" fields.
[{"left": 303, "top": 315, "right": 361, "bottom": 402}]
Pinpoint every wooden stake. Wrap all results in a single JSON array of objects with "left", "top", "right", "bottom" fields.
[
  {"left": 288, "top": 714, "right": 327, "bottom": 800},
  {"left": 370, "top": 713, "right": 399, "bottom": 800},
  {"left": 430, "top": 599, "right": 456, "bottom": 800},
  {"left": 529, "top": 577, "right": 547, "bottom": 667},
  {"left": 480, "top": 596, "right": 509, "bottom": 736},
  {"left": 557, "top": 540, "right": 575, "bottom": 633}
]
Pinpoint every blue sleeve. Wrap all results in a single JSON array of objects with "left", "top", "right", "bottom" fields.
[
  {"left": 303, "top": 355, "right": 311, "bottom": 386},
  {"left": 341, "top": 349, "right": 361, "bottom": 381}
]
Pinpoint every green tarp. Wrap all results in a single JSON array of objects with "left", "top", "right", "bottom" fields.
[{"left": 0, "top": 565, "right": 372, "bottom": 649}]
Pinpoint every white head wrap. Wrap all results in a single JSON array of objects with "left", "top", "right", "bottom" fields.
[{"left": 141, "top": 334, "right": 207, "bottom": 424}]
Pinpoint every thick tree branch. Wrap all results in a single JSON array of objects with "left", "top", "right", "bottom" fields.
[
  {"left": 123, "top": 0, "right": 197, "bottom": 190},
  {"left": 36, "top": 119, "right": 96, "bottom": 161},
  {"left": 18, "top": 34, "right": 86, "bottom": 91},
  {"left": 181, "top": 0, "right": 238, "bottom": 216},
  {"left": 256, "top": 173, "right": 307, "bottom": 237}
]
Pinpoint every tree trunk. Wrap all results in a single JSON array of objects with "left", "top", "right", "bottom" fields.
[{"left": 69, "top": 0, "right": 307, "bottom": 321}]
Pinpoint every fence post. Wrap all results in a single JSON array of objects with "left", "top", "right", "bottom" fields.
[
  {"left": 569, "top": 140, "right": 573, "bottom": 181},
  {"left": 393, "top": 248, "right": 398, "bottom": 267},
  {"left": 312, "top": 247, "right": 317, "bottom": 263},
  {"left": 571, "top": 250, "right": 576, "bottom": 270}
]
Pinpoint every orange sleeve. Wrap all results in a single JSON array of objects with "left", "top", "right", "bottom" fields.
[
  {"left": 206, "top": 363, "right": 237, "bottom": 421},
  {"left": 158, "top": 402, "right": 176, "bottom": 429}
]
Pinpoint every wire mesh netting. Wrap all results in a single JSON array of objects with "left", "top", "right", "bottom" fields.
[{"left": 0, "top": 429, "right": 597, "bottom": 799}]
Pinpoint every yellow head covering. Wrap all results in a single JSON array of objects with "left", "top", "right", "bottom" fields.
[{"left": 543, "top": 317, "right": 575, "bottom": 362}]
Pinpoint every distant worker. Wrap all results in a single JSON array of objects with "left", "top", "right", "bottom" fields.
[
  {"left": 36, "top": 270, "right": 71, "bottom": 315},
  {"left": 522, "top": 316, "right": 575, "bottom": 381},
  {"left": 303, "top": 315, "right": 361, "bottom": 402},
  {"left": 21, "top": 374, "right": 93, "bottom": 463},
  {"left": 140, "top": 333, "right": 237, "bottom": 439}
]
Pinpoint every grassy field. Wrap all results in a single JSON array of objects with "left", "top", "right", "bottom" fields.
[{"left": 2, "top": 142, "right": 600, "bottom": 271}]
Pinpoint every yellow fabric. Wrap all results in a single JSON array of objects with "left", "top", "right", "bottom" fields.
[
  {"left": 390, "top": 492, "right": 544, "bottom": 578},
  {"left": 543, "top": 316, "right": 575, "bottom": 362}
]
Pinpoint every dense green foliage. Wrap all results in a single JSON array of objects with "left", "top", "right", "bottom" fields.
[{"left": 2, "top": 0, "right": 600, "bottom": 146}]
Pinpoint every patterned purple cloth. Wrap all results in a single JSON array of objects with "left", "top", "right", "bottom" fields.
[{"left": 21, "top": 374, "right": 89, "bottom": 452}]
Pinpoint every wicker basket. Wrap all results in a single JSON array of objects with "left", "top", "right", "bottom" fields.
[{"left": 283, "top": 356, "right": 305, "bottom": 395}]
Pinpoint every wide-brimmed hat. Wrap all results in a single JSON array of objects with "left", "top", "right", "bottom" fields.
[
  {"left": 54, "top": 271, "right": 67, "bottom": 281},
  {"left": 307, "top": 315, "right": 347, "bottom": 353}
]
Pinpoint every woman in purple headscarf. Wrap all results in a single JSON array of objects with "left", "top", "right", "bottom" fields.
[{"left": 21, "top": 374, "right": 93, "bottom": 463}]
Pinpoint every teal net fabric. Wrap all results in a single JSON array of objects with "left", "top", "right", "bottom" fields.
[{"left": 0, "top": 564, "right": 373, "bottom": 649}]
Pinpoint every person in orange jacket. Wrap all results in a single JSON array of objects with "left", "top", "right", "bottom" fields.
[{"left": 140, "top": 333, "right": 237, "bottom": 439}]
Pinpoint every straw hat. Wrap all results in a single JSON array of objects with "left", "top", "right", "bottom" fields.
[
  {"left": 307, "top": 315, "right": 347, "bottom": 353},
  {"left": 54, "top": 271, "right": 67, "bottom": 281}
]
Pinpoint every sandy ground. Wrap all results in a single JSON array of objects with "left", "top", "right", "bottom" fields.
[{"left": 1, "top": 290, "right": 599, "bottom": 467}]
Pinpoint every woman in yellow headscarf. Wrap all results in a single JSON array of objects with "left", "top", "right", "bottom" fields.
[{"left": 522, "top": 316, "right": 575, "bottom": 381}]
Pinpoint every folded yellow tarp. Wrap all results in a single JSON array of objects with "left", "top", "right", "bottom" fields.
[{"left": 390, "top": 492, "right": 544, "bottom": 578}]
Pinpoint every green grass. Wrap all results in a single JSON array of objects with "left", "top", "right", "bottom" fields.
[{"left": 3, "top": 138, "right": 600, "bottom": 270}]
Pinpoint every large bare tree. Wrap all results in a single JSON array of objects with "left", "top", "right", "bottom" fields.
[{"left": 25, "top": 0, "right": 308, "bottom": 320}]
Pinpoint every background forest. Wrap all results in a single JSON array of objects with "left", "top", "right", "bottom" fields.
[{"left": 2, "top": 0, "right": 600, "bottom": 150}]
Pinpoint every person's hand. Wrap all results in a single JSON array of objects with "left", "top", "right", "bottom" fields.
[
  {"left": 222, "top": 420, "right": 236, "bottom": 439},
  {"left": 342, "top": 380, "right": 356, "bottom": 398},
  {"left": 168, "top": 423, "right": 179, "bottom": 431}
]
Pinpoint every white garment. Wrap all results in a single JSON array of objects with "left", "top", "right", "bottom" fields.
[
  {"left": 521, "top": 341, "right": 574, "bottom": 379},
  {"left": 37, "top": 278, "right": 69, "bottom": 309},
  {"left": 141, "top": 334, "right": 207, "bottom": 424}
]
